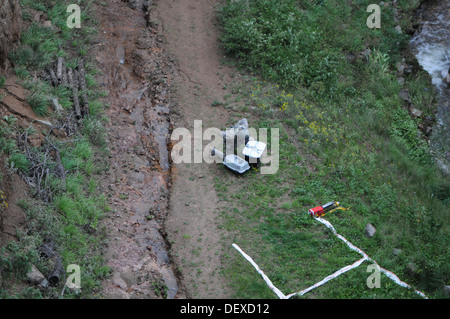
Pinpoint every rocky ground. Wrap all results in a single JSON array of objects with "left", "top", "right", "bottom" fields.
[
  {"left": 95, "top": 0, "right": 242, "bottom": 299},
  {"left": 92, "top": 0, "right": 183, "bottom": 299}
]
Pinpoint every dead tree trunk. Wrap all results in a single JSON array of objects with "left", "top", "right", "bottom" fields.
[
  {"left": 56, "top": 57, "right": 63, "bottom": 84},
  {"left": 61, "top": 61, "right": 68, "bottom": 87},
  {"left": 47, "top": 66, "right": 58, "bottom": 87},
  {"left": 67, "top": 67, "right": 81, "bottom": 119},
  {"left": 77, "top": 59, "right": 89, "bottom": 116}
]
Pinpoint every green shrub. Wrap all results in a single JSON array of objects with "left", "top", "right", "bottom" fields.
[
  {"left": 0, "top": 241, "right": 35, "bottom": 282},
  {"left": 9, "top": 23, "right": 61, "bottom": 69},
  {"left": 389, "top": 108, "right": 431, "bottom": 164},
  {"left": 219, "top": 0, "right": 332, "bottom": 90},
  {"left": 8, "top": 152, "right": 31, "bottom": 172},
  {"left": 0, "top": 122, "right": 17, "bottom": 155},
  {"left": 26, "top": 91, "right": 49, "bottom": 116},
  {"left": 83, "top": 118, "right": 107, "bottom": 147}
]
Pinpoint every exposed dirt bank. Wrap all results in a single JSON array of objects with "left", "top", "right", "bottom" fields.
[
  {"left": 150, "top": 0, "right": 256, "bottom": 298},
  {"left": 95, "top": 0, "right": 243, "bottom": 299},
  {"left": 0, "top": 0, "right": 22, "bottom": 72},
  {"left": 92, "top": 0, "right": 183, "bottom": 299},
  {"left": 154, "top": 0, "right": 240, "bottom": 298}
]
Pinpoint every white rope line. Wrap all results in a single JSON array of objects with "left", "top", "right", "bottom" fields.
[
  {"left": 285, "top": 256, "right": 368, "bottom": 299},
  {"left": 232, "top": 213, "right": 429, "bottom": 299},
  {"left": 314, "top": 216, "right": 428, "bottom": 299},
  {"left": 314, "top": 217, "right": 369, "bottom": 259},
  {"left": 232, "top": 243, "right": 286, "bottom": 299},
  {"left": 373, "top": 262, "right": 428, "bottom": 299}
]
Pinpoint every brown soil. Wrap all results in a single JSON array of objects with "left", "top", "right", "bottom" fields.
[
  {"left": 92, "top": 0, "right": 184, "bottom": 299},
  {"left": 154, "top": 0, "right": 238, "bottom": 298},
  {"left": 0, "top": 155, "right": 28, "bottom": 246},
  {"left": 95, "top": 0, "right": 243, "bottom": 299}
]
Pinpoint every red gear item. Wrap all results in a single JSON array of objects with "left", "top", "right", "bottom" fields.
[{"left": 309, "top": 206, "right": 324, "bottom": 217}]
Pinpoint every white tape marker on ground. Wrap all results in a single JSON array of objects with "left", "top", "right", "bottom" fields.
[
  {"left": 314, "top": 216, "right": 428, "bottom": 299},
  {"left": 232, "top": 214, "right": 428, "bottom": 299},
  {"left": 285, "top": 256, "right": 368, "bottom": 299},
  {"left": 232, "top": 243, "right": 286, "bottom": 299}
]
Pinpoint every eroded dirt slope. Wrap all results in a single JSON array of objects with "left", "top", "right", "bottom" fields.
[
  {"left": 154, "top": 0, "right": 237, "bottom": 298},
  {"left": 93, "top": 0, "right": 182, "bottom": 299},
  {"left": 95, "top": 0, "right": 242, "bottom": 299}
]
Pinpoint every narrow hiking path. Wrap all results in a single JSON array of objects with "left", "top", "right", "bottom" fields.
[
  {"left": 93, "top": 0, "right": 243, "bottom": 299},
  {"left": 154, "top": 0, "right": 239, "bottom": 298}
]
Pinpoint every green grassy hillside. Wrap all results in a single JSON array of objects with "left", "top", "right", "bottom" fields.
[{"left": 217, "top": 0, "right": 449, "bottom": 299}]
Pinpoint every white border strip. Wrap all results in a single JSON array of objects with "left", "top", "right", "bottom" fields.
[
  {"left": 232, "top": 243, "right": 286, "bottom": 299},
  {"left": 285, "top": 256, "right": 368, "bottom": 299},
  {"left": 314, "top": 216, "right": 428, "bottom": 299},
  {"left": 232, "top": 214, "right": 429, "bottom": 299},
  {"left": 315, "top": 217, "right": 369, "bottom": 259}
]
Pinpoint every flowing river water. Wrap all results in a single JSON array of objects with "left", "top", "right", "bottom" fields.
[{"left": 410, "top": 0, "right": 450, "bottom": 173}]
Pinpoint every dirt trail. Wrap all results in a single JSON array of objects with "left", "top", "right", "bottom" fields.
[
  {"left": 154, "top": 0, "right": 237, "bottom": 298},
  {"left": 93, "top": 0, "right": 182, "bottom": 299},
  {"left": 93, "top": 0, "right": 238, "bottom": 299}
]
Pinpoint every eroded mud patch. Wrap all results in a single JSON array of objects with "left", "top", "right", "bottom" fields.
[{"left": 92, "top": 0, "right": 182, "bottom": 299}]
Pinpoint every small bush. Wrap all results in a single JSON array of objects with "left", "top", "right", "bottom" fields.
[
  {"left": 8, "top": 152, "right": 31, "bottom": 172},
  {"left": 219, "top": 0, "right": 334, "bottom": 91},
  {"left": 9, "top": 23, "right": 61, "bottom": 70},
  {"left": 26, "top": 91, "right": 49, "bottom": 117},
  {"left": 0, "top": 241, "right": 35, "bottom": 282},
  {"left": 83, "top": 118, "right": 107, "bottom": 147},
  {"left": 0, "top": 122, "right": 17, "bottom": 155}
]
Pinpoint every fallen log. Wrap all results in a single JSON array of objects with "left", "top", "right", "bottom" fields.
[
  {"left": 67, "top": 67, "right": 81, "bottom": 118},
  {"left": 56, "top": 57, "right": 63, "bottom": 84},
  {"left": 61, "top": 61, "right": 68, "bottom": 87},
  {"left": 39, "top": 240, "right": 66, "bottom": 287},
  {"left": 47, "top": 66, "right": 58, "bottom": 87},
  {"left": 74, "top": 69, "right": 82, "bottom": 118},
  {"left": 77, "top": 59, "right": 89, "bottom": 116}
]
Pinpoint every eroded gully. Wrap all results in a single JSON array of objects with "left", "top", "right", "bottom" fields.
[{"left": 92, "top": 0, "right": 183, "bottom": 299}]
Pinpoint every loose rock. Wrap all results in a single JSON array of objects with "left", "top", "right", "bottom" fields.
[
  {"left": 27, "top": 264, "right": 48, "bottom": 287},
  {"left": 120, "top": 271, "right": 138, "bottom": 288},
  {"left": 410, "top": 107, "right": 423, "bottom": 118},
  {"left": 364, "top": 223, "right": 376, "bottom": 238}
]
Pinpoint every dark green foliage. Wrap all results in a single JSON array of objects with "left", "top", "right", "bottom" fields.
[{"left": 9, "top": 22, "right": 62, "bottom": 69}]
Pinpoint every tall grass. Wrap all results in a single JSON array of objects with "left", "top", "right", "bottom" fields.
[{"left": 9, "top": 22, "right": 62, "bottom": 69}]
